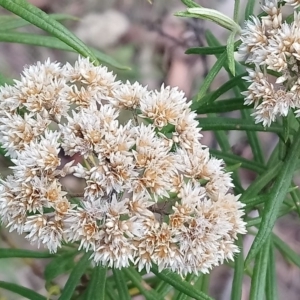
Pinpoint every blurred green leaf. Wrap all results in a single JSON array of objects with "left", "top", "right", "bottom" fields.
[
  {"left": 44, "top": 251, "right": 77, "bottom": 282},
  {"left": 192, "top": 73, "right": 246, "bottom": 106},
  {"left": 210, "top": 149, "right": 264, "bottom": 174},
  {"left": 86, "top": 265, "right": 107, "bottom": 300},
  {"left": 175, "top": 274, "right": 197, "bottom": 300},
  {"left": 249, "top": 238, "right": 270, "bottom": 300},
  {"left": 273, "top": 234, "right": 300, "bottom": 268},
  {"left": 0, "top": 32, "right": 129, "bottom": 70},
  {"left": 266, "top": 241, "right": 278, "bottom": 300},
  {"left": 245, "top": 0, "right": 256, "bottom": 19},
  {"left": 58, "top": 252, "right": 91, "bottom": 300},
  {"left": 191, "top": 97, "right": 251, "bottom": 114},
  {"left": 0, "top": 281, "right": 46, "bottom": 300},
  {"left": 227, "top": 31, "right": 236, "bottom": 75},
  {"left": 181, "top": 0, "right": 201, "bottom": 8},
  {"left": 186, "top": 45, "right": 226, "bottom": 55},
  {"left": 0, "top": 0, "right": 98, "bottom": 62},
  {"left": 112, "top": 269, "right": 132, "bottom": 300},
  {"left": 151, "top": 265, "right": 213, "bottom": 300},
  {"left": 0, "top": 248, "right": 54, "bottom": 259},
  {"left": 123, "top": 267, "right": 162, "bottom": 300},
  {"left": 231, "top": 236, "right": 244, "bottom": 300},
  {"left": 0, "top": 73, "right": 13, "bottom": 85},
  {"left": 197, "top": 117, "right": 283, "bottom": 133},
  {"left": 239, "top": 162, "right": 283, "bottom": 203},
  {"left": 195, "top": 51, "right": 227, "bottom": 101},
  {"left": 245, "top": 130, "right": 300, "bottom": 265},
  {"left": 0, "top": 14, "right": 78, "bottom": 31}
]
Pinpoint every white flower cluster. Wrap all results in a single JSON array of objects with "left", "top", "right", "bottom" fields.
[
  {"left": 0, "top": 57, "right": 246, "bottom": 275},
  {"left": 238, "top": 0, "right": 300, "bottom": 126}
]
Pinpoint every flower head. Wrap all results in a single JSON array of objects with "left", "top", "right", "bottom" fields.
[{"left": 0, "top": 57, "right": 246, "bottom": 275}]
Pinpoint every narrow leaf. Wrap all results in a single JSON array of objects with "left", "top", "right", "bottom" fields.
[
  {"left": 245, "top": 131, "right": 300, "bottom": 265},
  {"left": 273, "top": 234, "right": 300, "bottom": 268},
  {"left": 186, "top": 46, "right": 226, "bottom": 55},
  {"left": 231, "top": 235, "right": 244, "bottom": 300},
  {"left": 192, "top": 73, "right": 247, "bottom": 106},
  {"left": 191, "top": 97, "right": 251, "bottom": 114},
  {"left": 227, "top": 31, "right": 236, "bottom": 75},
  {"left": 245, "top": 0, "right": 256, "bottom": 20},
  {"left": 175, "top": 274, "right": 197, "bottom": 300},
  {"left": 210, "top": 149, "right": 264, "bottom": 174},
  {"left": 151, "top": 265, "right": 213, "bottom": 300},
  {"left": 266, "top": 240, "right": 278, "bottom": 300},
  {"left": 44, "top": 251, "right": 77, "bottom": 282},
  {"left": 195, "top": 51, "right": 227, "bottom": 101},
  {"left": 0, "top": 14, "right": 78, "bottom": 31},
  {"left": 123, "top": 267, "right": 162, "bottom": 300},
  {"left": 112, "top": 269, "right": 131, "bottom": 300},
  {"left": 0, "top": 0, "right": 98, "bottom": 62},
  {"left": 86, "top": 265, "right": 107, "bottom": 300},
  {"left": 197, "top": 117, "right": 283, "bottom": 133},
  {"left": 0, "top": 248, "right": 54, "bottom": 259},
  {"left": 249, "top": 238, "right": 270, "bottom": 300},
  {"left": 155, "top": 281, "right": 173, "bottom": 297},
  {"left": 0, "top": 281, "right": 46, "bottom": 300},
  {"left": 0, "top": 32, "right": 128, "bottom": 70},
  {"left": 58, "top": 252, "right": 91, "bottom": 300},
  {"left": 181, "top": 0, "right": 201, "bottom": 8},
  {"left": 187, "top": 8, "right": 241, "bottom": 32},
  {"left": 239, "top": 162, "right": 283, "bottom": 203}
]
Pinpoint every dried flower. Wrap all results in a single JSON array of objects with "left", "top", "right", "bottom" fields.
[
  {"left": 238, "top": 0, "right": 300, "bottom": 125},
  {"left": 0, "top": 57, "right": 246, "bottom": 275}
]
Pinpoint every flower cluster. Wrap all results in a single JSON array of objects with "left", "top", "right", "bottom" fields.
[
  {"left": 0, "top": 57, "right": 246, "bottom": 275},
  {"left": 238, "top": 0, "right": 300, "bottom": 126}
]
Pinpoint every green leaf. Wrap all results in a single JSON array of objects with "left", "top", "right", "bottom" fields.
[
  {"left": 241, "top": 110, "right": 265, "bottom": 165},
  {"left": 233, "top": 0, "right": 240, "bottom": 23},
  {"left": 123, "top": 267, "right": 162, "bottom": 300},
  {"left": 249, "top": 237, "right": 270, "bottom": 300},
  {"left": 0, "top": 248, "right": 55, "bottom": 259},
  {"left": 0, "top": 0, "right": 98, "bottom": 62},
  {"left": 197, "top": 117, "right": 283, "bottom": 133},
  {"left": 191, "top": 97, "right": 251, "bottom": 114},
  {"left": 210, "top": 149, "right": 264, "bottom": 174},
  {"left": 207, "top": 113, "right": 243, "bottom": 194},
  {"left": 231, "top": 235, "right": 244, "bottom": 300},
  {"left": 106, "top": 280, "right": 119, "bottom": 300},
  {"left": 151, "top": 265, "right": 213, "bottom": 300},
  {"left": 266, "top": 241, "right": 278, "bottom": 300},
  {"left": 186, "top": 46, "right": 226, "bottom": 55},
  {"left": 245, "top": 130, "right": 300, "bottom": 266},
  {"left": 112, "top": 269, "right": 131, "bottom": 300},
  {"left": 86, "top": 265, "right": 107, "bottom": 300},
  {"left": 154, "top": 281, "right": 173, "bottom": 297},
  {"left": 273, "top": 234, "right": 300, "bottom": 268},
  {"left": 0, "top": 281, "right": 46, "bottom": 300},
  {"left": 58, "top": 252, "right": 91, "bottom": 300},
  {"left": 0, "top": 73, "right": 13, "bottom": 85},
  {"left": 205, "top": 29, "right": 266, "bottom": 165},
  {"left": 227, "top": 31, "right": 236, "bottom": 76},
  {"left": 0, "top": 14, "right": 78, "bottom": 31},
  {"left": 195, "top": 51, "right": 227, "bottom": 101},
  {"left": 175, "top": 274, "right": 197, "bottom": 300},
  {"left": 192, "top": 73, "right": 246, "bottom": 106},
  {"left": 181, "top": 0, "right": 201, "bottom": 8},
  {"left": 0, "top": 32, "right": 129, "bottom": 70},
  {"left": 245, "top": 0, "right": 256, "bottom": 20},
  {"left": 186, "top": 8, "right": 241, "bottom": 32},
  {"left": 44, "top": 251, "right": 77, "bottom": 282},
  {"left": 239, "top": 162, "right": 283, "bottom": 203}
]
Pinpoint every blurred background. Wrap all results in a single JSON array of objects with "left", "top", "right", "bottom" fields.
[{"left": 0, "top": 0, "right": 299, "bottom": 299}]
